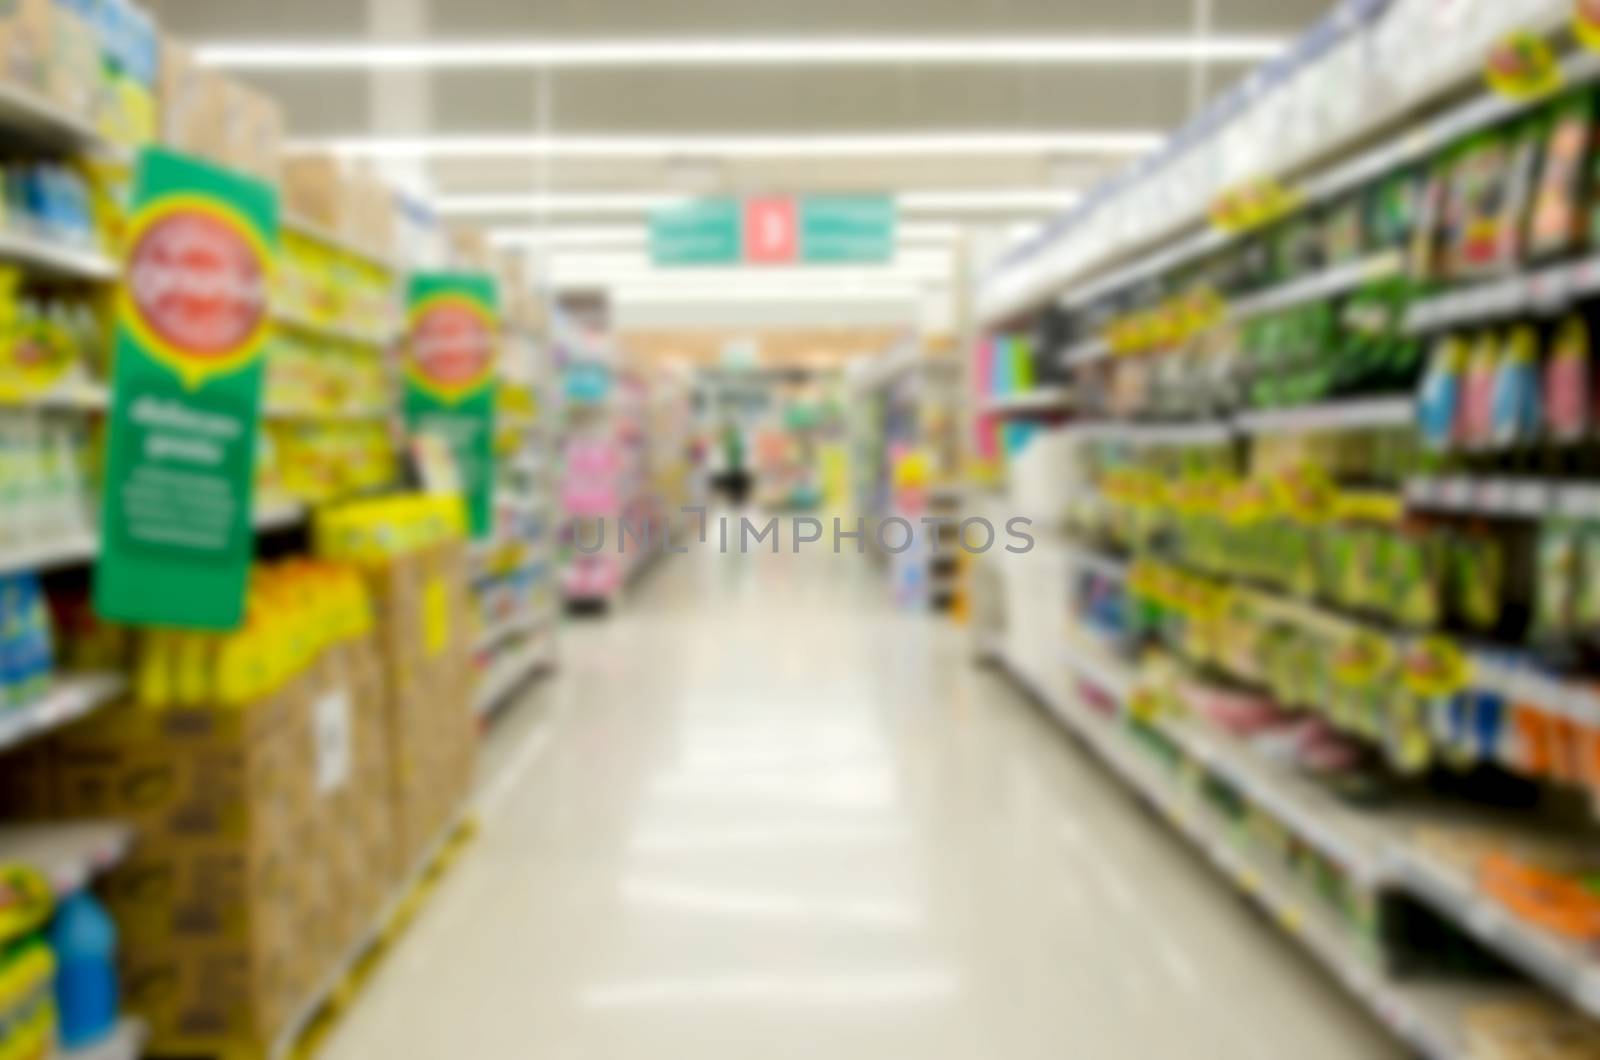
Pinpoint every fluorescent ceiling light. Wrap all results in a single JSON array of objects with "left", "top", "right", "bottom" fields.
[
  {"left": 199, "top": 36, "right": 1283, "bottom": 69},
  {"left": 607, "top": 285, "right": 928, "bottom": 304},
  {"left": 900, "top": 189, "right": 1080, "bottom": 211},
  {"left": 449, "top": 190, "right": 1076, "bottom": 218},
  {"left": 440, "top": 191, "right": 685, "bottom": 215},
  {"left": 294, "top": 131, "right": 1162, "bottom": 160},
  {"left": 489, "top": 221, "right": 963, "bottom": 247}
]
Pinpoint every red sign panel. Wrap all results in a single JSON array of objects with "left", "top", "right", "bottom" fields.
[{"left": 743, "top": 196, "right": 797, "bottom": 264}]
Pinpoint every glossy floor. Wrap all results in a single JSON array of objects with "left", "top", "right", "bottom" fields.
[{"left": 322, "top": 545, "right": 1402, "bottom": 1059}]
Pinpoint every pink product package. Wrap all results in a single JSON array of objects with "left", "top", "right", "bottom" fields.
[
  {"left": 563, "top": 484, "right": 619, "bottom": 517},
  {"left": 565, "top": 441, "right": 621, "bottom": 476},
  {"left": 1184, "top": 683, "right": 1288, "bottom": 737},
  {"left": 564, "top": 554, "right": 621, "bottom": 597}
]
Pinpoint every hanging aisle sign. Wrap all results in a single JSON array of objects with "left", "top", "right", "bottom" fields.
[
  {"left": 95, "top": 148, "right": 278, "bottom": 630},
  {"left": 403, "top": 273, "right": 499, "bottom": 539}
]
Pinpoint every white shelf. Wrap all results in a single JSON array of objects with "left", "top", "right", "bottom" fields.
[
  {"left": 0, "top": 229, "right": 115, "bottom": 281},
  {"left": 1233, "top": 396, "right": 1414, "bottom": 436},
  {"left": 1059, "top": 640, "right": 1136, "bottom": 702},
  {"left": 1003, "top": 645, "right": 1481, "bottom": 1060},
  {"left": 1057, "top": 638, "right": 1600, "bottom": 1024},
  {"left": 1059, "top": 336, "right": 1110, "bottom": 369},
  {"left": 981, "top": 388, "right": 1073, "bottom": 417},
  {"left": 1228, "top": 251, "right": 1404, "bottom": 323},
  {"left": 0, "top": 80, "right": 112, "bottom": 155},
  {"left": 473, "top": 634, "right": 554, "bottom": 717},
  {"left": 1405, "top": 254, "right": 1600, "bottom": 334},
  {"left": 1405, "top": 476, "right": 1600, "bottom": 521},
  {"left": 1466, "top": 654, "right": 1600, "bottom": 730},
  {"left": 254, "top": 497, "right": 310, "bottom": 531},
  {"left": 0, "top": 820, "right": 132, "bottom": 896},
  {"left": 1065, "top": 420, "right": 1232, "bottom": 448},
  {"left": 0, "top": 672, "right": 126, "bottom": 753},
  {"left": 61, "top": 1017, "right": 147, "bottom": 1060},
  {"left": 475, "top": 607, "right": 554, "bottom": 654},
  {"left": 0, "top": 531, "right": 100, "bottom": 577}
]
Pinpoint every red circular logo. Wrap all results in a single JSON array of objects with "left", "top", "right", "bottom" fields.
[
  {"left": 128, "top": 211, "right": 267, "bottom": 358},
  {"left": 412, "top": 302, "right": 493, "bottom": 388}
]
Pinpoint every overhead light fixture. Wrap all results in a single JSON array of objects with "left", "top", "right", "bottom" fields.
[
  {"left": 445, "top": 188, "right": 1082, "bottom": 218},
  {"left": 198, "top": 36, "right": 1283, "bottom": 70},
  {"left": 292, "top": 131, "right": 1163, "bottom": 160},
  {"left": 608, "top": 285, "right": 926, "bottom": 304}
]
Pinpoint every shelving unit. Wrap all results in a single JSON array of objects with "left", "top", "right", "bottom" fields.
[
  {"left": 975, "top": 5, "right": 1600, "bottom": 1054},
  {"left": 981, "top": 386, "right": 1073, "bottom": 417}
]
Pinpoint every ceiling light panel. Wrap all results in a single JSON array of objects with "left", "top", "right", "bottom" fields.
[
  {"left": 199, "top": 36, "right": 1284, "bottom": 70},
  {"left": 291, "top": 131, "right": 1162, "bottom": 160}
]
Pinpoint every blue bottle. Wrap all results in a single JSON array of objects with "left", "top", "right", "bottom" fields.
[{"left": 48, "top": 891, "right": 120, "bottom": 1050}]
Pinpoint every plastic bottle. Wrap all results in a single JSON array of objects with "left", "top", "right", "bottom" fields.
[{"left": 47, "top": 890, "right": 119, "bottom": 1050}]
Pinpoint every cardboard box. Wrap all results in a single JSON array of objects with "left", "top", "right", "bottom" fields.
[
  {"left": 218, "top": 78, "right": 282, "bottom": 183},
  {"left": 46, "top": 2, "right": 99, "bottom": 121},
  {"left": 0, "top": 0, "right": 55, "bottom": 98},
  {"left": 357, "top": 543, "right": 477, "bottom": 877},
  {"left": 159, "top": 33, "right": 227, "bottom": 163},
  {"left": 40, "top": 637, "right": 398, "bottom": 1058},
  {"left": 282, "top": 154, "right": 343, "bottom": 230}
]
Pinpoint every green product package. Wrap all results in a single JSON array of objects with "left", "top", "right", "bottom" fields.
[
  {"left": 94, "top": 147, "right": 279, "bottom": 630},
  {"left": 403, "top": 272, "right": 501, "bottom": 539},
  {"left": 1534, "top": 521, "right": 1581, "bottom": 641}
]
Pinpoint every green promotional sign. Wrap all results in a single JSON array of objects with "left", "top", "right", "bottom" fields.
[
  {"left": 95, "top": 147, "right": 278, "bottom": 630},
  {"left": 403, "top": 273, "right": 499, "bottom": 539},
  {"left": 650, "top": 196, "right": 896, "bottom": 265},
  {"left": 650, "top": 199, "right": 741, "bottom": 265},
  {"left": 800, "top": 196, "right": 895, "bottom": 263}
]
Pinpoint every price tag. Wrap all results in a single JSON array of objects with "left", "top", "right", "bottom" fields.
[
  {"left": 1479, "top": 479, "right": 1509, "bottom": 511},
  {"left": 1277, "top": 904, "right": 1305, "bottom": 936},
  {"left": 1511, "top": 480, "right": 1546, "bottom": 514},
  {"left": 1530, "top": 269, "right": 1572, "bottom": 309}
]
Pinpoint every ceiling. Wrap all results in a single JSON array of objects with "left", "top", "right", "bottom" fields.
[{"left": 144, "top": 0, "right": 1336, "bottom": 325}]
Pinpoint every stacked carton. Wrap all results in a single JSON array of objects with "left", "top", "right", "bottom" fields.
[
  {"left": 23, "top": 635, "right": 394, "bottom": 1054},
  {"left": 159, "top": 35, "right": 282, "bottom": 183},
  {"left": 358, "top": 541, "right": 477, "bottom": 876},
  {"left": 281, "top": 154, "right": 397, "bottom": 260}
]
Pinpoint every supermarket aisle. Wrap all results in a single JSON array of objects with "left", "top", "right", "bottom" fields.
[{"left": 322, "top": 545, "right": 1402, "bottom": 1060}]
